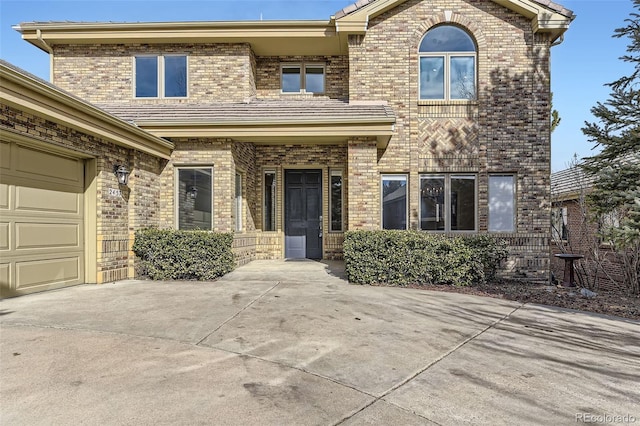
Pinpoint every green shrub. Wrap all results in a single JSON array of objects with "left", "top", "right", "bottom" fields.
[
  {"left": 344, "top": 230, "right": 508, "bottom": 286},
  {"left": 132, "top": 228, "right": 234, "bottom": 280}
]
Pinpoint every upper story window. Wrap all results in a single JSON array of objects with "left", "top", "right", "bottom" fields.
[
  {"left": 419, "top": 25, "right": 476, "bottom": 100},
  {"left": 135, "top": 55, "right": 187, "bottom": 98},
  {"left": 281, "top": 64, "right": 325, "bottom": 94}
]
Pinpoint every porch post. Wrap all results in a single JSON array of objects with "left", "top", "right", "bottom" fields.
[{"left": 347, "top": 137, "right": 379, "bottom": 230}]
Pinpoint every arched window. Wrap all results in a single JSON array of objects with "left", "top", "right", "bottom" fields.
[{"left": 419, "top": 25, "right": 476, "bottom": 100}]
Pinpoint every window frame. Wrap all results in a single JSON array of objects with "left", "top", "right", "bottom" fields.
[
  {"left": 329, "top": 169, "right": 344, "bottom": 232},
  {"left": 418, "top": 26, "right": 477, "bottom": 101},
  {"left": 280, "top": 63, "right": 326, "bottom": 94},
  {"left": 174, "top": 166, "right": 213, "bottom": 230},
  {"left": 419, "top": 173, "right": 477, "bottom": 232},
  {"left": 235, "top": 172, "right": 243, "bottom": 232},
  {"left": 551, "top": 206, "right": 568, "bottom": 242},
  {"left": 488, "top": 174, "right": 516, "bottom": 233},
  {"left": 381, "top": 174, "right": 409, "bottom": 230},
  {"left": 134, "top": 54, "right": 188, "bottom": 99},
  {"left": 263, "top": 170, "right": 277, "bottom": 232}
]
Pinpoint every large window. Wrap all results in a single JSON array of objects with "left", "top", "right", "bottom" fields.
[
  {"left": 263, "top": 171, "right": 276, "bottom": 231},
  {"left": 135, "top": 55, "right": 187, "bottom": 98},
  {"left": 281, "top": 64, "right": 325, "bottom": 94},
  {"left": 176, "top": 167, "right": 212, "bottom": 230},
  {"left": 420, "top": 174, "right": 476, "bottom": 231},
  {"left": 488, "top": 175, "right": 516, "bottom": 232},
  {"left": 330, "top": 169, "right": 343, "bottom": 232},
  {"left": 419, "top": 25, "right": 476, "bottom": 100},
  {"left": 382, "top": 175, "right": 408, "bottom": 230}
]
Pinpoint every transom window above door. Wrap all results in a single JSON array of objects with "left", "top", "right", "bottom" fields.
[
  {"left": 281, "top": 64, "right": 325, "bottom": 94},
  {"left": 135, "top": 55, "right": 187, "bottom": 98},
  {"left": 419, "top": 25, "right": 476, "bottom": 100}
]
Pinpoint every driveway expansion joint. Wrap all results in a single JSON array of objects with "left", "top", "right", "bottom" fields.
[
  {"left": 195, "top": 280, "right": 282, "bottom": 346},
  {"left": 333, "top": 303, "right": 525, "bottom": 425}
]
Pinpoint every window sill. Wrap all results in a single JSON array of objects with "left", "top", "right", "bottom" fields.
[{"left": 418, "top": 99, "right": 478, "bottom": 106}]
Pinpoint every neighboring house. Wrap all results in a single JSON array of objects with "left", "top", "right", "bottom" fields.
[
  {"left": 551, "top": 160, "right": 636, "bottom": 291},
  {"left": 1, "top": 0, "right": 573, "bottom": 296}
]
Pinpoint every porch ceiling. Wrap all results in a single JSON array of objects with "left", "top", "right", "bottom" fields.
[{"left": 99, "top": 100, "right": 396, "bottom": 148}]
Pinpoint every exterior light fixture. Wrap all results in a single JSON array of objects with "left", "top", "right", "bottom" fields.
[
  {"left": 187, "top": 186, "right": 198, "bottom": 199},
  {"left": 113, "top": 164, "right": 130, "bottom": 185}
]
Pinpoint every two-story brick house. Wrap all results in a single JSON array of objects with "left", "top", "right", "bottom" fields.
[{"left": 1, "top": 0, "right": 573, "bottom": 295}]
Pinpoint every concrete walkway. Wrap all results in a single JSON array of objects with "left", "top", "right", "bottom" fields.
[{"left": 1, "top": 260, "right": 638, "bottom": 425}]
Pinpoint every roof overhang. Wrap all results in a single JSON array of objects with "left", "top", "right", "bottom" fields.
[
  {"left": 336, "top": 0, "right": 573, "bottom": 42},
  {"left": 15, "top": 20, "right": 348, "bottom": 56},
  {"left": 0, "top": 62, "right": 173, "bottom": 159},
  {"left": 135, "top": 120, "right": 395, "bottom": 149}
]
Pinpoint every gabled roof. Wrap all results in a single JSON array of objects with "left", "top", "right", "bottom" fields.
[
  {"left": 335, "top": 0, "right": 574, "bottom": 19},
  {"left": 334, "top": 0, "right": 573, "bottom": 40},
  {"left": 98, "top": 100, "right": 396, "bottom": 148},
  {"left": 0, "top": 60, "right": 173, "bottom": 159}
]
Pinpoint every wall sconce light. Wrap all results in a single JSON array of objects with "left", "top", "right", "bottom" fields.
[
  {"left": 113, "top": 164, "right": 130, "bottom": 186},
  {"left": 187, "top": 185, "right": 198, "bottom": 199}
]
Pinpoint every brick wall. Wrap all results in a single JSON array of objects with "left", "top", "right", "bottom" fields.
[
  {"left": 255, "top": 55, "right": 349, "bottom": 100},
  {"left": 551, "top": 199, "right": 627, "bottom": 291},
  {"left": 346, "top": 0, "right": 553, "bottom": 280},
  {"left": 52, "top": 43, "right": 256, "bottom": 104}
]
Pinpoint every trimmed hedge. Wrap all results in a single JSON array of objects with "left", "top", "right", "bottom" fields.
[
  {"left": 132, "top": 228, "right": 234, "bottom": 280},
  {"left": 344, "top": 230, "right": 508, "bottom": 286}
]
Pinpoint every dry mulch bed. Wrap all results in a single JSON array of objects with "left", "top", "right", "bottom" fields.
[{"left": 411, "top": 280, "right": 640, "bottom": 321}]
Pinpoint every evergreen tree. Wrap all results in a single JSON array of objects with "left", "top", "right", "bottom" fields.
[{"left": 581, "top": 0, "right": 640, "bottom": 292}]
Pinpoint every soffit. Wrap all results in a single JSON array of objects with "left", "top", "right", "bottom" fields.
[
  {"left": 0, "top": 60, "right": 173, "bottom": 159},
  {"left": 16, "top": 20, "right": 347, "bottom": 56}
]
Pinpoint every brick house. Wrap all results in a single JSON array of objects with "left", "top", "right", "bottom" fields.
[
  {"left": 1, "top": 0, "right": 573, "bottom": 296},
  {"left": 551, "top": 164, "right": 632, "bottom": 291}
]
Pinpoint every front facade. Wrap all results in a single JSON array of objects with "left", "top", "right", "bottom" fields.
[{"left": 1, "top": 0, "right": 573, "bottom": 295}]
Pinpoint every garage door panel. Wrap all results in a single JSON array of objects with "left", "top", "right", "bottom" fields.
[
  {"left": 0, "top": 142, "right": 10, "bottom": 170},
  {"left": 0, "top": 264, "right": 9, "bottom": 286},
  {"left": 0, "top": 184, "right": 8, "bottom": 209},
  {"left": 16, "top": 223, "right": 80, "bottom": 250},
  {"left": 0, "top": 222, "right": 9, "bottom": 250},
  {"left": 15, "top": 256, "right": 81, "bottom": 290},
  {"left": 15, "top": 187, "right": 81, "bottom": 215},
  {"left": 15, "top": 145, "right": 83, "bottom": 186}
]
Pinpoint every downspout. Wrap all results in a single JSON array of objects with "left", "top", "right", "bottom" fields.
[
  {"left": 551, "top": 34, "right": 565, "bottom": 47},
  {"left": 36, "top": 29, "right": 54, "bottom": 81}
]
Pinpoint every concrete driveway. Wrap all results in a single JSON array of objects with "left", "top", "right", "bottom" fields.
[{"left": 1, "top": 260, "right": 638, "bottom": 425}]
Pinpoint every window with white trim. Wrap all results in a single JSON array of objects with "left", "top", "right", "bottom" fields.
[
  {"left": 135, "top": 55, "right": 187, "bottom": 98},
  {"left": 382, "top": 175, "right": 408, "bottom": 230},
  {"left": 176, "top": 167, "right": 212, "bottom": 230},
  {"left": 419, "top": 25, "right": 476, "bottom": 100},
  {"left": 281, "top": 64, "right": 325, "bottom": 94},
  {"left": 488, "top": 175, "right": 516, "bottom": 232},
  {"left": 420, "top": 174, "right": 476, "bottom": 231}
]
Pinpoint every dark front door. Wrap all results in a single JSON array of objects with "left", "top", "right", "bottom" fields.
[{"left": 285, "top": 170, "right": 322, "bottom": 259}]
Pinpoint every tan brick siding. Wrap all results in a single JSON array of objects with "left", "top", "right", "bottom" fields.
[
  {"left": 255, "top": 55, "right": 349, "bottom": 100},
  {"left": 346, "top": 0, "right": 553, "bottom": 280},
  {"left": 52, "top": 43, "right": 256, "bottom": 104}
]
